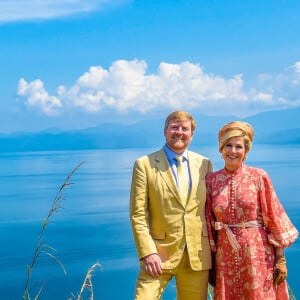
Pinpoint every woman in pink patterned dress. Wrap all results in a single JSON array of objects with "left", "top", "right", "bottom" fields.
[{"left": 206, "top": 121, "right": 298, "bottom": 300}]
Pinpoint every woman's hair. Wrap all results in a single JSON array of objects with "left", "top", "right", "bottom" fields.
[{"left": 218, "top": 121, "right": 254, "bottom": 153}]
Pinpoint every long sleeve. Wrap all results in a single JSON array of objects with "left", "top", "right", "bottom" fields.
[
  {"left": 130, "top": 158, "right": 157, "bottom": 259},
  {"left": 259, "top": 170, "right": 298, "bottom": 248}
]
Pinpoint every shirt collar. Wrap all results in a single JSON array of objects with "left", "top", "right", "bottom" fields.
[{"left": 164, "top": 144, "right": 188, "bottom": 163}]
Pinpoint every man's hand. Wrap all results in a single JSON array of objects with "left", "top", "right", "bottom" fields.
[
  {"left": 273, "top": 256, "right": 287, "bottom": 285},
  {"left": 143, "top": 253, "right": 163, "bottom": 278}
]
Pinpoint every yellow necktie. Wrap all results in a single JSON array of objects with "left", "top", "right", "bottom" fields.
[{"left": 175, "top": 156, "right": 189, "bottom": 205}]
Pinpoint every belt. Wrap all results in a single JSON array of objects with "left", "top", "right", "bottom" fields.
[{"left": 215, "top": 220, "right": 262, "bottom": 251}]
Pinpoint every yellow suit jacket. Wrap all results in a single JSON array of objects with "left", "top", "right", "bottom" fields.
[{"left": 130, "top": 148, "right": 213, "bottom": 270}]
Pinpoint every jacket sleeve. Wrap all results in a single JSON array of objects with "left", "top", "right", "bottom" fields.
[{"left": 129, "top": 158, "right": 157, "bottom": 259}]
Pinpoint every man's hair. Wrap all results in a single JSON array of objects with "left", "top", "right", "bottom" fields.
[{"left": 164, "top": 111, "right": 196, "bottom": 133}]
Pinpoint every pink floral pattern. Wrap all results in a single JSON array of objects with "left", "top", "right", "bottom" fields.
[{"left": 206, "top": 165, "right": 298, "bottom": 300}]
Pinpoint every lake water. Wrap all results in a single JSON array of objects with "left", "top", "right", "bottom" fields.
[{"left": 0, "top": 144, "right": 299, "bottom": 299}]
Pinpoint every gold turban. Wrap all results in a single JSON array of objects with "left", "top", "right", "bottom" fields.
[{"left": 218, "top": 121, "right": 254, "bottom": 152}]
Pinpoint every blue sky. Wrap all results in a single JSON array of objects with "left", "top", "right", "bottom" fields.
[{"left": 1, "top": 0, "right": 300, "bottom": 133}]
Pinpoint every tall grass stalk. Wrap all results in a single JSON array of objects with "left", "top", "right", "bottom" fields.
[
  {"left": 288, "top": 282, "right": 297, "bottom": 300},
  {"left": 73, "top": 262, "right": 102, "bottom": 300},
  {"left": 23, "top": 162, "right": 84, "bottom": 300}
]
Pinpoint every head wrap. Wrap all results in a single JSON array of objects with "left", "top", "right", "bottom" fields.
[{"left": 218, "top": 121, "right": 254, "bottom": 152}]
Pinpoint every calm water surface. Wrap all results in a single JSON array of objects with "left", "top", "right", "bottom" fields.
[{"left": 0, "top": 145, "right": 299, "bottom": 299}]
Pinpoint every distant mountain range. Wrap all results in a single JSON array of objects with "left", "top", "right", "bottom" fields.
[{"left": 0, "top": 107, "right": 299, "bottom": 152}]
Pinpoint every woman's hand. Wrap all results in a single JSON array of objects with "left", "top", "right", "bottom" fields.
[{"left": 273, "top": 256, "right": 287, "bottom": 285}]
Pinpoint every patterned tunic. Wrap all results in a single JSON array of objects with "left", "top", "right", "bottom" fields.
[{"left": 206, "top": 165, "right": 298, "bottom": 300}]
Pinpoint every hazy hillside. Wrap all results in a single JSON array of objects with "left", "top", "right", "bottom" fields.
[{"left": 0, "top": 108, "right": 299, "bottom": 152}]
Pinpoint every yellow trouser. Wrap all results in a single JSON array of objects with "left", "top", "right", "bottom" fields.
[{"left": 134, "top": 249, "right": 209, "bottom": 300}]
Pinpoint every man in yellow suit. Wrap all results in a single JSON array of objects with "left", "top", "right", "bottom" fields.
[{"left": 130, "top": 111, "right": 213, "bottom": 300}]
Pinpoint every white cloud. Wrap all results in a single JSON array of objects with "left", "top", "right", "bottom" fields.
[
  {"left": 56, "top": 60, "right": 249, "bottom": 114},
  {"left": 254, "top": 61, "right": 300, "bottom": 108},
  {"left": 18, "top": 78, "right": 62, "bottom": 115},
  {"left": 0, "top": 0, "right": 127, "bottom": 23},
  {"left": 17, "top": 60, "right": 300, "bottom": 117},
  {"left": 293, "top": 62, "right": 300, "bottom": 74}
]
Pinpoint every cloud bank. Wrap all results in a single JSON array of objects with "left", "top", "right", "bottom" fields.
[
  {"left": 17, "top": 59, "right": 300, "bottom": 117},
  {"left": 0, "top": 0, "right": 126, "bottom": 23}
]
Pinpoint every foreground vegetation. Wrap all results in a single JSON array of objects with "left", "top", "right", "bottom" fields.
[{"left": 22, "top": 162, "right": 102, "bottom": 300}]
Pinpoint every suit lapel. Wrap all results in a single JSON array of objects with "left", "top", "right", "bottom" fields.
[
  {"left": 187, "top": 151, "right": 201, "bottom": 206},
  {"left": 154, "top": 149, "right": 182, "bottom": 204},
  {"left": 154, "top": 149, "right": 203, "bottom": 208}
]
